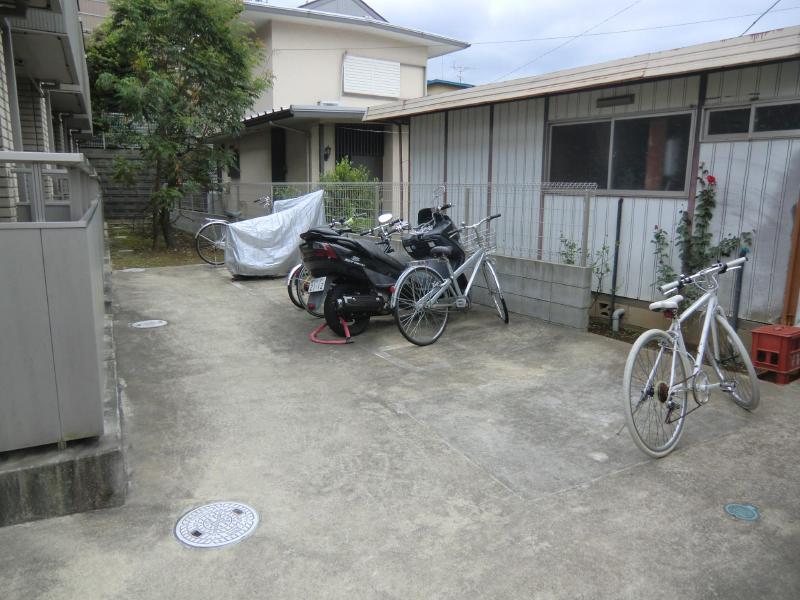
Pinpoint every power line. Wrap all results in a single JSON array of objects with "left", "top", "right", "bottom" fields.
[
  {"left": 741, "top": 0, "right": 783, "bottom": 35},
  {"left": 263, "top": 6, "right": 800, "bottom": 52},
  {"left": 491, "top": 0, "right": 644, "bottom": 82}
]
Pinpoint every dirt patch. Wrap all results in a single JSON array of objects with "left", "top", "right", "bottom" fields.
[
  {"left": 588, "top": 317, "right": 647, "bottom": 345},
  {"left": 108, "top": 220, "right": 202, "bottom": 269}
]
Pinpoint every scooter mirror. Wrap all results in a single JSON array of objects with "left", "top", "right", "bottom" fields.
[{"left": 378, "top": 213, "right": 393, "bottom": 225}]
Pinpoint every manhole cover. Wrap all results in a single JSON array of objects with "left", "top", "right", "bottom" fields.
[
  {"left": 724, "top": 503, "right": 760, "bottom": 521},
  {"left": 131, "top": 320, "right": 168, "bottom": 329},
  {"left": 175, "top": 501, "right": 259, "bottom": 548},
  {"left": 120, "top": 268, "right": 145, "bottom": 273}
]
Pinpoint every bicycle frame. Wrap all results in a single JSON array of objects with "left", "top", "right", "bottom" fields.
[
  {"left": 663, "top": 288, "right": 732, "bottom": 397},
  {"left": 406, "top": 248, "right": 489, "bottom": 310}
]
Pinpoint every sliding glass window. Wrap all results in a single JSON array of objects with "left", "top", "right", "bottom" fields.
[{"left": 549, "top": 113, "right": 692, "bottom": 192}]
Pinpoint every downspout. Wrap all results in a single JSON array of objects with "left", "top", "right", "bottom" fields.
[
  {"left": 609, "top": 197, "right": 624, "bottom": 330},
  {"left": 730, "top": 247, "right": 748, "bottom": 332},
  {"left": 396, "top": 121, "right": 404, "bottom": 220}
]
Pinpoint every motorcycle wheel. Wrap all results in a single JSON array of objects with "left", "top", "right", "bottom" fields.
[{"left": 324, "top": 285, "right": 371, "bottom": 337}]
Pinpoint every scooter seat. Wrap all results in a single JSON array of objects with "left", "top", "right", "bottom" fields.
[
  {"left": 354, "top": 240, "right": 407, "bottom": 271},
  {"left": 649, "top": 295, "right": 683, "bottom": 312},
  {"left": 431, "top": 246, "right": 452, "bottom": 257}
]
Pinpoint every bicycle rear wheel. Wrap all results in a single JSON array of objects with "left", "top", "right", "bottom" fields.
[
  {"left": 622, "top": 329, "right": 688, "bottom": 458},
  {"left": 712, "top": 314, "right": 760, "bottom": 410},
  {"left": 482, "top": 261, "right": 509, "bottom": 323},
  {"left": 195, "top": 222, "right": 227, "bottom": 266},
  {"left": 287, "top": 264, "right": 305, "bottom": 309},
  {"left": 393, "top": 266, "right": 449, "bottom": 346}
]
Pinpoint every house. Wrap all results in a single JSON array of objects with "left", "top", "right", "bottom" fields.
[
  {"left": 226, "top": 0, "right": 468, "bottom": 186},
  {"left": 0, "top": 0, "right": 93, "bottom": 222},
  {"left": 0, "top": 0, "right": 108, "bottom": 461},
  {"left": 427, "top": 79, "right": 474, "bottom": 95},
  {"left": 364, "top": 27, "right": 800, "bottom": 332}
]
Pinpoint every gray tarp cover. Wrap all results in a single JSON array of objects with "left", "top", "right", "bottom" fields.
[{"left": 224, "top": 190, "right": 326, "bottom": 276}]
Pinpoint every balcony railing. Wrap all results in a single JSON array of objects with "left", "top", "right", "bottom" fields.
[
  {"left": 0, "top": 151, "right": 106, "bottom": 453},
  {"left": 0, "top": 152, "right": 101, "bottom": 222}
]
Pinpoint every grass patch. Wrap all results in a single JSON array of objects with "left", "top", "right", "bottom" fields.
[{"left": 108, "top": 220, "right": 203, "bottom": 269}]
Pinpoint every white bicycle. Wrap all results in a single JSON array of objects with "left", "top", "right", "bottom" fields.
[{"left": 622, "top": 256, "right": 759, "bottom": 458}]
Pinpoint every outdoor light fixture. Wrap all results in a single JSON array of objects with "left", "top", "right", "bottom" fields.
[
  {"left": 596, "top": 94, "right": 635, "bottom": 108},
  {"left": 323, "top": 145, "right": 331, "bottom": 161}
]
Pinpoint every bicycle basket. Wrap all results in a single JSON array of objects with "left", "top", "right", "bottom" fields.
[{"left": 460, "top": 223, "right": 497, "bottom": 257}]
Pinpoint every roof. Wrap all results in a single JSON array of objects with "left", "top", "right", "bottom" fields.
[
  {"left": 427, "top": 79, "right": 474, "bottom": 89},
  {"left": 296, "top": 0, "right": 387, "bottom": 23},
  {"left": 242, "top": 104, "right": 366, "bottom": 127},
  {"left": 242, "top": 2, "right": 468, "bottom": 59},
  {"left": 365, "top": 25, "right": 800, "bottom": 121}
]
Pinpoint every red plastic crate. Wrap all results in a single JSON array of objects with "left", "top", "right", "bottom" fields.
[{"left": 751, "top": 324, "right": 800, "bottom": 383}]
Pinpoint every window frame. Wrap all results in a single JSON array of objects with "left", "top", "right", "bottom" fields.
[
  {"left": 547, "top": 109, "right": 696, "bottom": 196},
  {"left": 702, "top": 99, "right": 800, "bottom": 141}
]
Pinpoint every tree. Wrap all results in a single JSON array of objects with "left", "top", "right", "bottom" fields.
[{"left": 87, "top": 0, "right": 268, "bottom": 247}]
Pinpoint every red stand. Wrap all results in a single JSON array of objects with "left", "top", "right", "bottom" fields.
[{"left": 309, "top": 317, "right": 352, "bottom": 345}]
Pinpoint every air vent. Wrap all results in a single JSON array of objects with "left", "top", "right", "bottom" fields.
[{"left": 596, "top": 94, "right": 635, "bottom": 108}]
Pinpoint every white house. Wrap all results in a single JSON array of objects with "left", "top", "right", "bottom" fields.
[
  {"left": 364, "top": 27, "right": 800, "bottom": 332},
  {"left": 227, "top": 0, "right": 468, "bottom": 186}
]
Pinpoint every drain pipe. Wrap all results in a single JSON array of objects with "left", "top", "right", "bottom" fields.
[
  {"left": 612, "top": 307, "right": 626, "bottom": 332},
  {"left": 608, "top": 197, "right": 624, "bottom": 329},
  {"left": 730, "top": 247, "right": 748, "bottom": 332}
]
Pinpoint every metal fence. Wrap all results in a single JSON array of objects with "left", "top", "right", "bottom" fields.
[{"left": 178, "top": 181, "right": 598, "bottom": 266}]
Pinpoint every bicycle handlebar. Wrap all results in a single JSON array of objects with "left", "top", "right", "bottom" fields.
[{"left": 658, "top": 256, "right": 748, "bottom": 294}]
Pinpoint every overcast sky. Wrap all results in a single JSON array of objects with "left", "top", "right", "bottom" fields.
[{"left": 269, "top": 0, "right": 800, "bottom": 84}]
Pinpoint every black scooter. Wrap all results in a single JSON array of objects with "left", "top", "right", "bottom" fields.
[
  {"left": 299, "top": 213, "right": 408, "bottom": 337},
  {"left": 300, "top": 204, "right": 465, "bottom": 338}
]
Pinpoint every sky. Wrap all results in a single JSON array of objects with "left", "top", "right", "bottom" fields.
[{"left": 267, "top": 0, "right": 800, "bottom": 84}]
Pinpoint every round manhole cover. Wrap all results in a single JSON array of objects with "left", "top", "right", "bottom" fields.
[
  {"left": 131, "top": 320, "right": 168, "bottom": 329},
  {"left": 724, "top": 503, "right": 760, "bottom": 521},
  {"left": 175, "top": 501, "right": 259, "bottom": 548}
]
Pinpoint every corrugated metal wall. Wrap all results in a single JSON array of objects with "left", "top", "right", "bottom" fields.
[
  {"left": 406, "top": 62, "right": 800, "bottom": 323},
  {"left": 699, "top": 139, "right": 800, "bottom": 322},
  {"left": 706, "top": 62, "right": 800, "bottom": 105},
  {"left": 409, "top": 112, "right": 445, "bottom": 214},
  {"left": 549, "top": 76, "right": 699, "bottom": 121}
]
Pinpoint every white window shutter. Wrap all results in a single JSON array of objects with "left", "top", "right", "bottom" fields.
[{"left": 343, "top": 55, "right": 401, "bottom": 99}]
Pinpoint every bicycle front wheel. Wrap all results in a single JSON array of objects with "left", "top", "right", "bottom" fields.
[
  {"left": 623, "top": 329, "right": 688, "bottom": 458},
  {"left": 482, "top": 261, "right": 509, "bottom": 323},
  {"left": 712, "top": 314, "right": 760, "bottom": 411},
  {"left": 195, "top": 222, "right": 227, "bottom": 266},
  {"left": 393, "top": 266, "right": 449, "bottom": 346}
]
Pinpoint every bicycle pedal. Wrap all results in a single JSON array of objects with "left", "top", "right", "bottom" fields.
[{"left": 455, "top": 298, "right": 468, "bottom": 309}]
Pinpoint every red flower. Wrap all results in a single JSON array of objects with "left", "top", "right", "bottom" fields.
[{"left": 706, "top": 175, "right": 717, "bottom": 185}]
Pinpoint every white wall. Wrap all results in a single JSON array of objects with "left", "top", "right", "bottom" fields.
[{"left": 262, "top": 20, "right": 429, "bottom": 111}]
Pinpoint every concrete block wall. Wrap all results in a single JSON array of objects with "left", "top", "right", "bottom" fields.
[
  {"left": 0, "top": 26, "right": 18, "bottom": 222},
  {"left": 382, "top": 236, "right": 592, "bottom": 329},
  {"left": 470, "top": 255, "right": 592, "bottom": 329}
]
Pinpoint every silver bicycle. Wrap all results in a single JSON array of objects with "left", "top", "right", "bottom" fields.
[
  {"left": 391, "top": 213, "right": 508, "bottom": 346},
  {"left": 622, "top": 256, "right": 759, "bottom": 458}
]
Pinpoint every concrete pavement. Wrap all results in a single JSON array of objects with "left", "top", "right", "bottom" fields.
[{"left": 1, "top": 264, "right": 798, "bottom": 599}]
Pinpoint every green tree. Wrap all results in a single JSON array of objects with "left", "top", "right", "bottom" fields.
[
  {"left": 87, "top": 0, "right": 267, "bottom": 247},
  {"left": 319, "top": 157, "right": 378, "bottom": 229}
]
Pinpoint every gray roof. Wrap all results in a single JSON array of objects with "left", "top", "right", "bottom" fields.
[
  {"left": 242, "top": 2, "right": 469, "bottom": 59},
  {"left": 365, "top": 25, "right": 800, "bottom": 120},
  {"left": 296, "top": 0, "right": 387, "bottom": 23}
]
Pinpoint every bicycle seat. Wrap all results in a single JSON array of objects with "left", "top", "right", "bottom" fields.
[
  {"left": 224, "top": 210, "right": 242, "bottom": 219},
  {"left": 431, "top": 246, "right": 453, "bottom": 257},
  {"left": 649, "top": 295, "right": 683, "bottom": 312}
]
